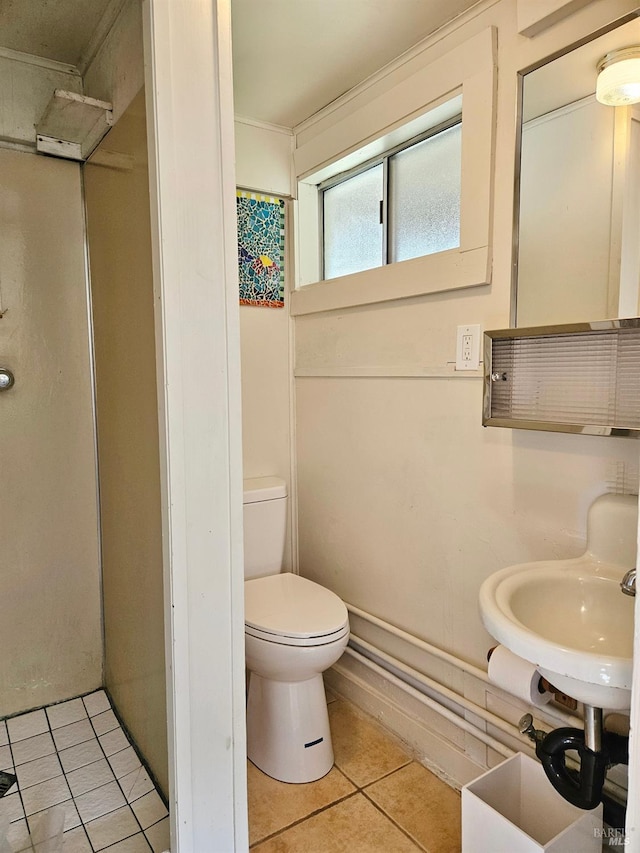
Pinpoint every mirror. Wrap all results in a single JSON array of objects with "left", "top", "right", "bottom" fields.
[{"left": 515, "top": 17, "right": 640, "bottom": 327}]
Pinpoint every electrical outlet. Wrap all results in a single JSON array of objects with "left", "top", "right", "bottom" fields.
[{"left": 456, "top": 324, "right": 481, "bottom": 370}]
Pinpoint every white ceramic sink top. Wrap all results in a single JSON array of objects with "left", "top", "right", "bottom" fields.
[{"left": 479, "top": 555, "right": 635, "bottom": 710}]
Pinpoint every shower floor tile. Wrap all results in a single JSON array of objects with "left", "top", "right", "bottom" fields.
[{"left": 1, "top": 691, "right": 169, "bottom": 853}]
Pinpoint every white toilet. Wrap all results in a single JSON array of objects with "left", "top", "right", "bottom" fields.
[{"left": 243, "top": 476, "right": 349, "bottom": 783}]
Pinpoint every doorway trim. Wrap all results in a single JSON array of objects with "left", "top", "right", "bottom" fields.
[{"left": 142, "top": 1, "right": 247, "bottom": 849}]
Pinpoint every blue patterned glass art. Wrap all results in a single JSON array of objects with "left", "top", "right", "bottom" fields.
[{"left": 236, "top": 191, "right": 285, "bottom": 308}]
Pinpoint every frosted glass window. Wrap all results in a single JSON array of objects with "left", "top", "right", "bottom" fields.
[
  {"left": 389, "top": 124, "right": 461, "bottom": 263},
  {"left": 323, "top": 165, "right": 383, "bottom": 280},
  {"left": 320, "top": 121, "right": 462, "bottom": 280}
]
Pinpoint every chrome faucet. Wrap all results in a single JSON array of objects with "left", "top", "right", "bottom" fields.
[{"left": 621, "top": 569, "right": 636, "bottom": 597}]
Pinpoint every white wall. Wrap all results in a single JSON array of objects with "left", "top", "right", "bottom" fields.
[
  {"left": 235, "top": 118, "right": 297, "bottom": 569},
  {"left": 0, "top": 54, "right": 82, "bottom": 148},
  {"left": 235, "top": 118, "right": 292, "bottom": 197},
  {"left": 292, "top": 0, "right": 640, "bottom": 781}
]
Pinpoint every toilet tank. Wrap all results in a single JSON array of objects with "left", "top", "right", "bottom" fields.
[{"left": 243, "top": 477, "right": 287, "bottom": 580}]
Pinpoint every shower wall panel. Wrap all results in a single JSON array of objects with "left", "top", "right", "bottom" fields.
[
  {"left": 0, "top": 148, "right": 102, "bottom": 715},
  {"left": 84, "top": 89, "right": 168, "bottom": 794}
]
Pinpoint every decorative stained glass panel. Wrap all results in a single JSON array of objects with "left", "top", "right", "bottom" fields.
[{"left": 236, "top": 191, "right": 285, "bottom": 308}]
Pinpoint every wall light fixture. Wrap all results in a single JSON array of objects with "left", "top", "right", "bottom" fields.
[{"left": 596, "top": 47, "right": 640, "bottom": 106}]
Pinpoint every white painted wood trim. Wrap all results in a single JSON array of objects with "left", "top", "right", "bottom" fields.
[
  {"left": 0, "top": 139, "right": 35, "bottom": 154},
  {"left": 294, "top": 365, "right": 484, "bottom": 379},
  {"left": 0, "top": 45, "right": 79, "bottom": 76},
  {"left": 294, "top": 28, "right": 496, "bottom": 181},
  {"left": 290, "top": 246, "right": 491, "bottom": 316},
  {"left": 290, "top": 27, "right": 497, "bottom": 316},
  {"left": 234, "top": 114, "right": 293, "bottom": 136},
  {"left": 626, "top": 503, "right": 640, "bottom": 849},
  {"left": 516, "top": 0, "right": 594, "bottom": 38},
  {"left": 142, "top": 1, "right": 247, "bottom": 850},
  {"left": 285, "top": 204, "right": 300, "bottom": 575}
]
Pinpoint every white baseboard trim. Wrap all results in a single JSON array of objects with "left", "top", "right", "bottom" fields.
[{"left": 326, "top": 654, "right": 487, "bottom": 790}]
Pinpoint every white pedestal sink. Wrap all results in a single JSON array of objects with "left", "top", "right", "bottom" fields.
[{"left": 479, "top": 494, "right": 637, "bottom": 711}]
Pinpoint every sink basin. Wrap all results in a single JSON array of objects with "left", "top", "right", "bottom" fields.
[{"left": 480, "top": 556, "right": 635, "bottom": 710}]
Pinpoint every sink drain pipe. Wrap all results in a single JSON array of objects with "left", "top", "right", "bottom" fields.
[
  {"left": 346, "top": 635, "right": 629, "bottom": 825},
  {"left": 521, "top": 706, "right": 629, "bottom": 827}
]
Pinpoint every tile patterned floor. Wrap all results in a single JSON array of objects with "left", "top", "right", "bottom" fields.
[
  {"left": 1, "top": 687, "right": 460, "bottom": 851},
  {"left": 248, "top": 690, "right": 462, "bottom": 852},
  {"left": 0, "top": 691, "right": 170, "bottom": 853}
]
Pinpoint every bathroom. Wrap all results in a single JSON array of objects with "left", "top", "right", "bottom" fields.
[{"left": 1, "top": 0, "right": 640, "bottom": 850}]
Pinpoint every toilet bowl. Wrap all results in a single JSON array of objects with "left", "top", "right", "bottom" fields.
[
  {"left": 243, "top": 477, "right": 349, "bottom": 783},
  {"left": 245, "top": 572, "right": 349, "bottom": 783}
]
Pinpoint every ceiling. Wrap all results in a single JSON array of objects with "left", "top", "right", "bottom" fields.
[
  {"left": 0, "top": 0, "right": 482, "bottom": 128},
  {"left": 231, "top": 0, "right": 483, "bottom": 127},
  {"left": 0, "top": 0, "right": 114, "bottom": 67}
]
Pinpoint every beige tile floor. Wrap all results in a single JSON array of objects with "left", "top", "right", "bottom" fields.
[{"left": 248, "top": 690, "right": 461, "bottom": 852}]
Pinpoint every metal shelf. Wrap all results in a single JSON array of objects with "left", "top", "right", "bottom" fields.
[{"left": 483, "top": 318, "right": 640, "bottom": 438}]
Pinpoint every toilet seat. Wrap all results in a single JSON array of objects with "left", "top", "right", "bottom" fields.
[
  {"left": 245, "top": 622, "right": 350, "bottom": 647},
  {"left": 245, "top": 573, "right": 349, "bottom": 647}
]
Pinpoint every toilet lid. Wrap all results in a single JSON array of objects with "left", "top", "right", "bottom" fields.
[{"left": 245, "top": 573, "right": 349, "bottom": 640}]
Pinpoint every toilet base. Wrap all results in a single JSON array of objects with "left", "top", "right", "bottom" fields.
[{"left": 246, "top": 672, "right": 334, "bottom": 783}]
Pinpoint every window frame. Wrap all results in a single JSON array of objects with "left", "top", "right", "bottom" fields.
[
  {"left": 290, "top": 27, "right": 497, "bottom": 316},
  {"left": 320, "top": 159, "right": 385, "bottom": 281},
  {"left": 319, "top": 116, "right": 463, "bottom": 280}
]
